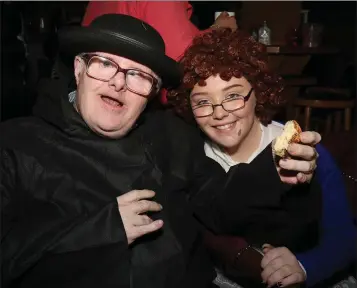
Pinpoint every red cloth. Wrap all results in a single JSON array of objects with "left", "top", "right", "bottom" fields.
[{"left": 82, "top": 1, "right": 203, "bottom": 61}]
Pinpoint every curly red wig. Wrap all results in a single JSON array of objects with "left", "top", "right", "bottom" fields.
[{"left": 167, "top": 28, "right": 285, "bottom": 125}]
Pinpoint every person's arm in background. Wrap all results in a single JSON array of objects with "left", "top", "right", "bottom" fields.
[
  {"left": 139, "top": 1, "right": 199, "bottom": 61},
  {"left": 82, "top": 1, "right": 236, "bottom": 61},
  {"left": 296, "top": 144, "right": 356, "bottom": 287},
  {"left": 140, "top": 2, "right": 236, "bottom": 61}
]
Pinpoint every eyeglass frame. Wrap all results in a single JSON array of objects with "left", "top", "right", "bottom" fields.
[
  {"left": 191, "top": 88, "right": 254, "bottom": 118},
  {"left": 79, "top": 53, "right": 161, "bottom": 97}
]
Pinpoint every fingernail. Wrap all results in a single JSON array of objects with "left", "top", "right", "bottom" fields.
[{"left": 298, "top": 174, "right": 306, "bottom": 182}]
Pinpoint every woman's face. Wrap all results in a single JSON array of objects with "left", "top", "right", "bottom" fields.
[{"left": 190, "top": 75, "right": 257, "bottom": 150}]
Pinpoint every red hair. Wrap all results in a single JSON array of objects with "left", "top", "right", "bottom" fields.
[{"left": 167, "top": 29, "right": 285, "bottom": 125}]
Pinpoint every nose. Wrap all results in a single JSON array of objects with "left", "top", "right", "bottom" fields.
[
  {"left": 212, "top": 105, "right": 229, "bottom": 120},
  {"left": 108, "top": 72, "right": 126, "bottom": 92}
]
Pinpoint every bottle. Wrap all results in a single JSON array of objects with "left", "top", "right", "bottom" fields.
[
  {"left": 251, "top": 27, "right": 258, "bottom": 41},
  {"left": 298, "top": 10, "right": 309, "bottom": 46},
  {"left": 258, "top": 21, "right": 271, "bottom": 45}
]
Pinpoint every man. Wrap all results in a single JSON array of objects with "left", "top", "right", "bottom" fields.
[{"left": 1, "top": 14, "right": 321, "bottom": 288}]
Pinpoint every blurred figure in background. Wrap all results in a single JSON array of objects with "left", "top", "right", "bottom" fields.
[{"left": 1, "top": 2, "right": 27, "bottom": 121}]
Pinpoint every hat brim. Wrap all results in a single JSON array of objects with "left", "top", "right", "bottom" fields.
[{"left": 58, "top": 27, "right": 182, "bottom": 88}]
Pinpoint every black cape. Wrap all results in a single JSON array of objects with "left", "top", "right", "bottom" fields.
[{"left": 0, "top": 79, "right": 321, "bottom": 288}]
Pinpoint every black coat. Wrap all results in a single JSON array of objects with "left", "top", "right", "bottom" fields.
[{"left": 0, "top": 80, "right": 321, "bottom": 288}]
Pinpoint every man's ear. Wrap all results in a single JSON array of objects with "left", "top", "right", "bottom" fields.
[{"left": 74, "top": 56, "right": 85, "bottom": 85}]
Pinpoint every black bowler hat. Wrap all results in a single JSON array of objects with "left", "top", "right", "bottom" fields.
[{"left": 58, "top": 14, "right": 182, "bottom": 88}]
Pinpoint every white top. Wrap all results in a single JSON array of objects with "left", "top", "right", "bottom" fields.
[{"left": 204, "top": 121, "right": 284, "bottom": 172}]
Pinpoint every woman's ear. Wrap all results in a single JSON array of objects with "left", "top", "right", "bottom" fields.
[{"left": 74, "top": 56, "right": 85, "bottom": 85}]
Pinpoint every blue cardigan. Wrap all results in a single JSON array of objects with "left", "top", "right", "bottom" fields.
[{"left": 296, "top": 144, "right": 356, "bottom": 287}]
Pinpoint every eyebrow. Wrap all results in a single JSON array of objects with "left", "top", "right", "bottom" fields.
[
  {"left": 93, "top": 53, "right": 116, "bottom": 62},
  {"left": 191, "top": 84, "right": 244, "bottom": 97},
  {"left": 96, "top": 54, "right": 152, "bottom": 74}
]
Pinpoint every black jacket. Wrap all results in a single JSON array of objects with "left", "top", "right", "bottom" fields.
[{"left": 0, "top": 79, "right": 321, "bottom": 288}]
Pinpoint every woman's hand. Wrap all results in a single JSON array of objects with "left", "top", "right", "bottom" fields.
[
  {"left": 277, "top": 131, "right": 321, "bottom": 185},
  {"left": 261, "top": 245, "right": 306, "bottom": 287}
]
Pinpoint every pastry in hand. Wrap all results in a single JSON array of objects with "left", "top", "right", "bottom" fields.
[{"left": 273, "top": 120, "right": 302, "bottom": 158}]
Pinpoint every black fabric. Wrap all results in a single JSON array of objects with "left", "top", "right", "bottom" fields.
[
  {"left": 58, "top": 14, "right": 181, "bottom": 88},
  {"left": 1, "top": 2, "right": 28, "bottom": 121},
  {"left": 0, "top": 80, "right": 321, "bottom": 287}
]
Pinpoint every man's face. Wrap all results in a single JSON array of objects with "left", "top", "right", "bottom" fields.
[{"left": 74, "top": 52, "right": 159, "bottom": 139}]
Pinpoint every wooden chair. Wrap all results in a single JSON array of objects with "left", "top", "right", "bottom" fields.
[
  {"left": 283, "top": 76, "right": 316, "bottom": 119},
  {"left": 293, "top": 87, "right": 355, "bottom": 133}
]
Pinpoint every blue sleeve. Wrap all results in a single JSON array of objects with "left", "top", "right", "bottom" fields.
[{"left": 296, "top": 144, "right": 356, "bottom": 287}]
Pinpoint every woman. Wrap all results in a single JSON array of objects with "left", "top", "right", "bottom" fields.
[{"left": 167, "top": 29, "right": 356, "bottom": 287}]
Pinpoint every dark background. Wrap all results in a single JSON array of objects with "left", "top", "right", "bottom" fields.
[{"left": 0, "top": 1, "right": 356, "bottom": 123}]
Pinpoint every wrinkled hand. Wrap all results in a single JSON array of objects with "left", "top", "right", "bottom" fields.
[
  {"left": 213, "top": 12, "right": 238, "bottom": 31},
  {"left": 261, "top": 245, "right": 306, "bottom": 287},
  {"left": 117, "top": 189, "right": 164, "bottom": 245},
  {"left": 277, "top": 131, "right": 321, "bottom": 185}
]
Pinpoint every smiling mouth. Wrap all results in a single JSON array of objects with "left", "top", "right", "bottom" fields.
[
  {"left": 101, "top": 95, "right": 123, "bottom": 108},
  {"left": 214, "top": 121, "right": 237, "bottom": 130}
]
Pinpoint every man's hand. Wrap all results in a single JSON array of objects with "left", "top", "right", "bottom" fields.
[
  {"left": 277, "top": 131, "right": 321, "bottom": 185},
  {"left": 117, "top": 189, "right": 163, "bottom": 245},
  {"left": 261, "top": 245, "right": 306, "bottom": 287},
  {"left": 212, "top": 12, "right": 237, "bottom": 31}
]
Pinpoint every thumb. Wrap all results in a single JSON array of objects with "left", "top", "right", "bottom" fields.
[{"left": 262, "top": 243, "right": 274, "bottom": 254}]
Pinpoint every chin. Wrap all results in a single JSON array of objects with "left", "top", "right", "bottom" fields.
[
  {"left": 206, "top": 132, "right": 240, "bottom": 149},
  {"left": 96, "top": 119, "right": 118, "bottom": 131},
  {"left": 218, "top": 139, "right": 241, "bottom": 150},
  {"left": 94, "top": 126, "right": 127, "bottom": 139},
  {"left": 88, "top": 117, "right": 121, "bottom": 136}
]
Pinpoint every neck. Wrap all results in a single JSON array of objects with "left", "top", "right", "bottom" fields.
[{"left": 224, "top": 118, "right": 262, "bottom": 163}]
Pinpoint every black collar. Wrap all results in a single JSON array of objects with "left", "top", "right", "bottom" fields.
[{"left": 33, "top": 78, "right": 148, "bottom": 141}]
